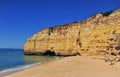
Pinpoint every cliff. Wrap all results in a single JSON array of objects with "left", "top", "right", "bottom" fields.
[{"left": 24, "top": 9, "right": 120, "bottom": 56}]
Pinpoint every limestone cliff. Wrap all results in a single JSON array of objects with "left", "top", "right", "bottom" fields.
[{"left": 24, "top": 9, "right": 120, "bottom": 56}]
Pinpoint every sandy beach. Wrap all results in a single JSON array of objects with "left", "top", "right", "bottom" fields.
[{"left": 5, "top": 56, "right": 120, "bottom": 77}]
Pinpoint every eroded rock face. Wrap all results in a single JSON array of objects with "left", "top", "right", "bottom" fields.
[{"left": 24, "top": 9, "right": 120, "bottom": 56}]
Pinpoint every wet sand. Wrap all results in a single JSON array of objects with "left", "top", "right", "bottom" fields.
[
  {"left": 0, "top": 70, "right": 22, "bottom": 77},
  {"left": 5, "top": 56, "right": 120, "bottom": 77}
]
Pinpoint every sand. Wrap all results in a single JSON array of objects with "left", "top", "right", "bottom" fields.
[{"left": 5, "top": 56, "right": 120, "bottom": 77}]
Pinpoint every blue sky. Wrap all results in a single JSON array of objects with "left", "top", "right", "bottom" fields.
[{"left": 0, "top": 0, "right": 120, "bottom": 49}]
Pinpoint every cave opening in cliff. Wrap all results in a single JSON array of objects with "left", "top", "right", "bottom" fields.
[{"left": 43, "top": 50, "right": 56, "bottom": 56}]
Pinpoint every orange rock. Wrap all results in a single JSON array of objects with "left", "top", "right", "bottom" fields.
[{"left": 24, "top": 9, "right": 120, "bottom": 56}]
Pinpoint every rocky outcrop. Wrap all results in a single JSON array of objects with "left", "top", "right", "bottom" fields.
[{"left": 24, "top": 9, "right": 120, "bottom": 56}]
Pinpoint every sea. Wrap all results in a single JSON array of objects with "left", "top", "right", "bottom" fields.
[{"left": 0, "top": 49, "right": 57, "bottom": 74}]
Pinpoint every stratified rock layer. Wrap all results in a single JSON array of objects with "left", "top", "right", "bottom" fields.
[{"left": 24, "top": 9, "right": 120, "bottom": 56}]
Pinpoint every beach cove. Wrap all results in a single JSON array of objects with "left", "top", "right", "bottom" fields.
[
  {"left": 6, "top": 56, "right": 120, "bottom": 77},
  {"left": 0, "top": 1, "right": 120, "bottom": 77}
]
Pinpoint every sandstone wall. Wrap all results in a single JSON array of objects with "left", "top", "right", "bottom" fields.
[{"left": 24, "top": 9, "right": 120, "bottom": 56}]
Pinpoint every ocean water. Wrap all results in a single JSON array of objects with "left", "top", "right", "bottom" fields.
[{"left": 0, "top": 49, "right": 57, "bottom": 73}]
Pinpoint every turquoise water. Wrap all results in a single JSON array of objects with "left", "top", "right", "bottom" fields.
[{"left": 0, "top": 49, "right": 57, "bottom": 72}]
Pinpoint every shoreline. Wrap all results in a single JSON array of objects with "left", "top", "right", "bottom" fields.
[
  {"left": 0, "top": 62, "right": 41, "bottom": 77},
  {"left": 5, "top": 56, "right": 120, "bottom": 77},
  {"left": 0, "top": 69, "right": 22, "bottom": 77},
  {"left": 0, "top": 56, "right": 62, "bottom": 77}
]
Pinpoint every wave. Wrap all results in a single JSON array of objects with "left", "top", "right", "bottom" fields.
[{"left": 0, "top": 62, "right": 41, "bottom": 74}]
